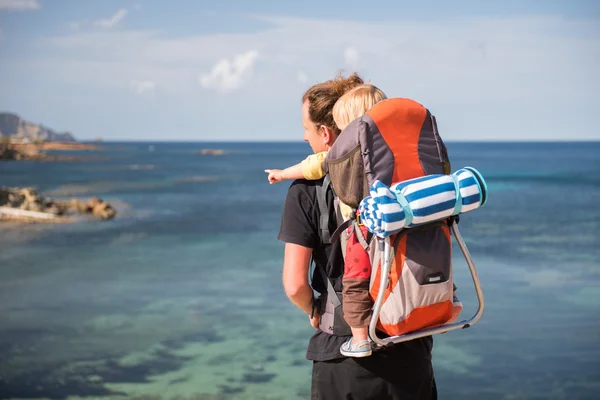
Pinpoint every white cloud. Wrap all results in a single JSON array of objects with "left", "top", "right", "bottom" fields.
[
  {"left": 0, "top": 0, "right": 39, "bottom": 10},
  {"left": 130, "top": 80, "right": 156, "bottom": 94},
  {"left": 13, "top": 14, "right": 600, "bottom": 140},
  {"left": 134, "top": 3, "right": 142, "bottom": 10},
  {"left": 199, "top": 50, "right": 259, "bottom": 92},
  {"left": 344, "top": 47, "right": 359, "bottom": 69},
  {"left": 94, "top": 8, "right": 128, "bottom": 29}
]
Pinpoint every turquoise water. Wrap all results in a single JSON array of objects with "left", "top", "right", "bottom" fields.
[{"left": 1, "top": 142, "right": 599, "bottom": 399}]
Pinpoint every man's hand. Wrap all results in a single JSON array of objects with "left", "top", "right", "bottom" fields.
[
  {"left": 310, "top": 313, "right": 321, "bottom": 329},
  {"left": 265, "top": 169, "right": 284, "bottom": 184},
  {"left": 309, "top": 296, "right": 321, "bottom": 329}
]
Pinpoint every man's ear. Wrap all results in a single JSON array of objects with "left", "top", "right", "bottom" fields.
[{"left": 319, "top": 125, "right": 334, "bottom": 145}]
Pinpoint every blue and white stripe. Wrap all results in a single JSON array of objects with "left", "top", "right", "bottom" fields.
[{"left": 359, "top": 167, "right": 487, "bottom": 238}]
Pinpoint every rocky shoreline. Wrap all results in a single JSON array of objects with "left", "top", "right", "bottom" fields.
[
  {"left": 0, "top": 142, "right": 103, "bottom": 162},
  {"left": 0, "top": 187, "right": 116, "bottom": 222}
]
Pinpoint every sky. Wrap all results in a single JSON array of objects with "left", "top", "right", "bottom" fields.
[{"left": 0, "top": 0, "right": 599, "bottom": 142}]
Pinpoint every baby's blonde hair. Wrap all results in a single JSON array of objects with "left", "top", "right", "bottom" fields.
[{"left": 332, "top": 84, "right": 387, "bottom": 130}]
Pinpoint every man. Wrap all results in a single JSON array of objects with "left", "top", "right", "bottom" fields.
[{"left": 277, "top": 73, "right": 437, "bottom": 399}]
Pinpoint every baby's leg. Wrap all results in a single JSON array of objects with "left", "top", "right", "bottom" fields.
[
  {"left": 350, "top": 326, "right": 369, "bottom": 343},
  {"left": 342, "top": 225, "right": 373, "bottom": 343},
  {"left": 341, "top": 228, "right": 373, "bottom": 358}
]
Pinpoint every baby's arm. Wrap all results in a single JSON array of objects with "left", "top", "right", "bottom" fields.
[
  {"left": 265, "top": 152, "right": 327, "bottom": 184},
  {"left": 265, "top": 164, "right": 304, "bottom": 184}
]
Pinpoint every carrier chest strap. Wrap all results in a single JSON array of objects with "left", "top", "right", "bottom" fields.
[
  {"left": 330, "top": 218, "right": 352, "bottom": 244},
  {"left": 329, "top": 215, "right": 372, "bottom": 252}
]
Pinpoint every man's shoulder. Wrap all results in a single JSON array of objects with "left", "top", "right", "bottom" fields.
[
  {"left": 278, "top": 178, "right": 324, "bottom": 247},
  {"left": 290, "top": 177, "right": 324, "bottom": 188},
  {"left": 287, "top": 178, "right": 324, "bottom": 196}
]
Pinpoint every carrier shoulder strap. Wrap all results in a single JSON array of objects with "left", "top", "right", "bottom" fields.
[
  {"left": 313, "top": 175, "right": 342, "bottom": 307},
  {"left": 431, "top": 114, "right": 451, "bottom": 175},
  {"left": 316, "top": 175, "right": 369, "bottom": 252},
  {"left": 314, "top": 257, "right": 341, "bottom": 307},
  {"left": 315, "top": 174, "right": 333, "bottom": 244}
]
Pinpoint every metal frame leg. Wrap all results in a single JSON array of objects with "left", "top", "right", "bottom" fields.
[{"left": 369, "top": 221, "right": 485, "bottom": 348}]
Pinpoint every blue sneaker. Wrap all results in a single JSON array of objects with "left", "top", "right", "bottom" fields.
[{"left": 340, "top": 339, "right": 372, "bottom": 358}]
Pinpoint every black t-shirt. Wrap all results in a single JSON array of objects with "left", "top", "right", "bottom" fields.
[{"left": 277, "top": 178, "right": 434, "bottom": 363}]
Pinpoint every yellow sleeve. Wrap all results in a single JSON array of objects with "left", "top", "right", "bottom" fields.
[{"left": 300, "top": 151, "right": 328, "bottom": 180}]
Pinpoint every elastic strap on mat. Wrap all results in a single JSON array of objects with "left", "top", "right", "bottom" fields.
[
  {"left": 451, "top": 174, "right": 463, "bottom": 216},
  {"left": 395, "top": 192, "right": 414, "bottom": 227}
]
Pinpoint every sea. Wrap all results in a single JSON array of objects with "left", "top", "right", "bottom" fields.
[{"left": 0, "top": 141, "right": 599, "bottom": 400}]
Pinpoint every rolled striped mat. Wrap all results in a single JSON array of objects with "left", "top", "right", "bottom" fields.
[{"left": 359, "top": 167, "right": 488, "bottom": 238}]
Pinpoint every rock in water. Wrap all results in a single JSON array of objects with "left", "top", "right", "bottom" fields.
[
  {"left": 0, "top": 187, "right": 117, "bottom": 221},
  {"left": 198, "top": 149, "right": 225, "bottom": 156},
  {"left": 92, "top": 201, "right": 117, "bottom": 220}
]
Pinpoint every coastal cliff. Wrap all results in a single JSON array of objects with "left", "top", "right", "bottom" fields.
[
  {"left": 0, "top": 112, "right": 75, "bottom": 142},
  {"left": 0, "top": 112, "right": 104, "bottom": 161}
]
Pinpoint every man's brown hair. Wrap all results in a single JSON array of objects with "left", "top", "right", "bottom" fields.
[{"left": 302, "top": 72, "right": 364, "bottom": 137}]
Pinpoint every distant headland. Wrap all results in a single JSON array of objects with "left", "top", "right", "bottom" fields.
[
  {"left": 0, "top": 112, "right": 75, "bottom": 142},
  {"left": 0, "top": 112, "right": 102, "bottom": 161}
]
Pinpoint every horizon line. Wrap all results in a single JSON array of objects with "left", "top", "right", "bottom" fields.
[{"left": 78, "top": 138, "right": 600, "bottom": 143}]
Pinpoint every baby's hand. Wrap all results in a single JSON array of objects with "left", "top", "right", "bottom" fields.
[{"left": 265, "top": 169, "right": 284, "bottom": 184}]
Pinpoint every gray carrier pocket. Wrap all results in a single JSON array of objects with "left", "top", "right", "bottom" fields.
[
  {"left": 404, "top": 226, "right": 451, "bottom": 285},
  {"left": 318, "top": 291, "right": 352, "bottom": 336}
]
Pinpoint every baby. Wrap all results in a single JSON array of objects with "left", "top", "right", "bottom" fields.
[
  {"left": 266, "top": 84, "right": 387, "bottom": 357},
  {"left": 266, "top": 84, "right": 386, "bottom": 219}
]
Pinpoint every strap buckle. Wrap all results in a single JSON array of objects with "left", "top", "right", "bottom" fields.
[{"left": 355, "top": 210, "right": 363, "bottom": 226}]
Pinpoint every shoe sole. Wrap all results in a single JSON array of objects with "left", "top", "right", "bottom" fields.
[{"left": 340, "top": 349, "right": 372, "bottom": 358}]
